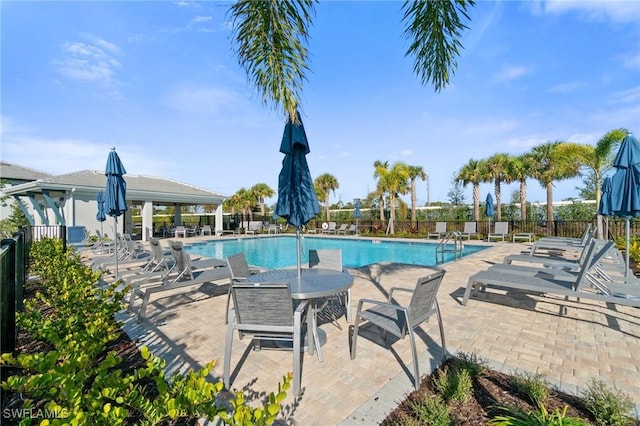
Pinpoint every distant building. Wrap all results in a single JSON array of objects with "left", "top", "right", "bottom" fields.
[
  {"left": 0, "top": 162, "right": 53, "bottom": 221},
  {"left": 2, "top": 166, "right": 229, "bottom": 240}
]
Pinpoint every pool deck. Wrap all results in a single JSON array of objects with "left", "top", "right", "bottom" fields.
[{"left": 98, "top": 235, "right": 640, "bottom": 424}]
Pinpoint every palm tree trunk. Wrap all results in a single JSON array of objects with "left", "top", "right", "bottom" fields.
[
  {"left": 546, "top": 183, "right": 554, "bottom": 236},
  {"left": 379, "top": 197, "right": 385, "bottom": 223},
  {"left": 411, "top": 183, "right": 417, "bottom": 227},
  {"left": 325, "top": 194, "right": 331, "bottom": 221},
  {"left": 494, "top": 180, "right": 502, "bottom": 221},
  {"left": 473, "top": 184, "right": 480, "bottom": 221},
  {"left": 520, "top": 180, "right": 527, "bottom": 221}
]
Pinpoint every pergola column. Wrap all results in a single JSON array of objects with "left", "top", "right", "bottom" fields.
[{"left": 141, "top": 201, "right": 154, "bottom": 241}]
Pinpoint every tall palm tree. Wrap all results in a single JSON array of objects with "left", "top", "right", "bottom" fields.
[
  {"left": 573, "top": 128, "right": 627, "bottom": 237},
  {"left": 374, "top": 161, "right": 409, "bottom": 234},
  {"left": 373, "top": 160, "right": 390, "bottom": 224},
  {"left": 508, "top": 154, "right": 534, "bottom": 221},
  {"left": 407, "top": 165, "right": 427, "bottom": 228},
  {"left": 314, "top": 173, "right": 339, "bottom": 221},
  {"left": 230, "top": 1, "right": 474, "bottom": 119},
  {"left": 250, "top": 183, "right": 274, "bottom": 218},
  {"left": 528, "top": 142, "right": 583, "bottom": 233},
  {"left": 484, "top": 153, "right": 511, "bottom": 221},
  {"left": 456, "top": 158, "right": 485, "bottom": 221}
]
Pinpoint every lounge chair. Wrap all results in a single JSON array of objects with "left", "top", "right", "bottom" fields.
[
  {"left": 488, "top": 222, "right": 508, "bottom": 242},
  {"left": 537, "top": 224, "right": 591, "bottom": 244},
  {"left": 428, "top": 222, "right": 447, "bottom": 239},
  {"left": 224, "top": 281, "right": 311, "bottom": 397},
  {"left": 350, "top": 268, "right": 447, "bottom": 390},
  {"left": 130, "top": 240, "right": 230, "bottom": 322},
  {"left": 346, "top": 224, "right": 357, "bottom": 235},
  {"left": 460, "top": 222, "right": 477, "bottom": 240},
  {"left": 322, "top": 222, "right": 337, "bottom": 234},
  {"left": 336, "top": 224, "right": 349, "bottom": 234},
  {"left": 309, "top": 249, "right": 350, "bottom": 323},
  {"left": 462, "top": 240, "right": 640, "bottom": 308},
  {"left": 529, "top": 227, "right": 594, "bottom": 255},
  {"left": 91, "top": 234, "right": 152, "bottom": 271}
]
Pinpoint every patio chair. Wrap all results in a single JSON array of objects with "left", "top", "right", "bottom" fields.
[
  {"left": 428, "top": 222, "right": 447, "bottom": 239},
  {"left": 224, "top": 281, "right": 311, "bottom": 397},
  {"left": 225, "top": 252, "right": 262, "bottom": 324},
  {"left": 460, "top": 222, "right": 477, "bottom": 240},
  {"left": 346, "top": 224, "right": 357, "bottom": 235},
  {"left": 488, "top": 222, "right": 508, "bottom": 242},
  {"left": 131, "top": 240, "right": 230, "bottom": 321},
  {"left": 322, "top": 222, "right": 337, "bottom": 234},
  {"left": 174, "top": 226, "right": 188, "bottom": 238},
  {"left": 309, "top": 249, "right": 351, "bottom": 323},
  {"left": 200, "top": 225, "right": 212, "bottom": 236},
  {"left": 350, "top": 268, "right": 447, "bottom": 390},
  {"left": 336, "top": 224, "right": 349, "bottom": 234},
  {"left": 462, "top": 239, "right": 640, "bottom": 308}
]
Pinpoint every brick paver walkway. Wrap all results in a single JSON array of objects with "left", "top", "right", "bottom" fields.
[{"left": 107, "top": 238, "right": 640, "bottom": 424}]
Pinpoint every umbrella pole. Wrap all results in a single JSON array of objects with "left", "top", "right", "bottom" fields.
[
  {"left": 114, "top": 217, "right": 119, "bottom": 280},
  {"left": 100, "top": 222, "right": 104, "bottom": 254},
  {"left": 625, "top": 218, "right": 630, "bottom": 277},
  {"left": 296, "top": 226, "right": 301, "bottom": 287}
]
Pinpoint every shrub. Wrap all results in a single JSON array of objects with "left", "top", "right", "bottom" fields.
[
  {"left": 509, "top": 371, "right": 549, "bottom": 405},
  {"left": 433, "top": 364, "right": 473, "bottom": 404},
  {"left": 581, "top": 379, "right": 635, "bottom": 426},
  {"left": 405, "top": 394, "right": 452, "bottom": 426},
  {"left": 1, "top": 238, "right": 290, "bottom": 425},
  {"left": 489, "top": 402, "right": 590, "bottom": 426}
]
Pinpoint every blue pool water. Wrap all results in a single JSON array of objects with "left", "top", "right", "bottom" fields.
[{"left": 184, "top": 236, "right": 488, "bottom": 269}]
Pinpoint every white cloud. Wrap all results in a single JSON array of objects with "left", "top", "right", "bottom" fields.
[
  {"left": 54, "top": 35, "right": 123, "bottom": 98},
  {"left": 495, "top": 65, "right": 531, "bottom": 81},
  {"left": 400, "top": 149, "right": 413, "bottom": 157},
  {"left": 505, "top": 136, "right": 549, "bottom": 150},
  {"left": 541, "top": 0, "right": 640, "bottom": 24},
  {"left": 608, "top": 86, "right": 640, "bottom": 105}
]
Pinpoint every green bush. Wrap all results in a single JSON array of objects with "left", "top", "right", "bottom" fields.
[
  {"left": 488, "top": 402, "right": 589, "bottom": 426},
  {"left": 405, "top": 394, "right": 452, "bottom": 426},
  {"left": 581, "top": 379, "right": 635, "bottom": 426},
  {"left": 433, "top": 364, "right": 473, "bottom": 404},
  {"left": 1, "top": 237, "right": 290, "bottom": 425},
  {"left": 509, "top": 371, "right": 549, "bottom": 405}
]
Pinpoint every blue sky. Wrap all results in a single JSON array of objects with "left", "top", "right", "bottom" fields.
[{"left": 2, "top": 1, "right": 639, "bottom": 208}]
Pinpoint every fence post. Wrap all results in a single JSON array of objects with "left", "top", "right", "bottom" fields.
[{"left": 0, "top": 238, "right": 17, "bottom": 356}]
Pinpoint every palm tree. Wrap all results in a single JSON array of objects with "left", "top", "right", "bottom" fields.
[
  {"left": 314, "top": 173, "right": 339, "bottom": 221},
  {"left": 373, "top": 160, "right": 390, "bottom": 224},
  {"left": 250, "top": 183, "right": 274, "bottom": 218},
  {"left": 374, "top": 161, "right": 409, "bottom": 234},
  {"left": 573, "top": 128, "right": 627, "bottom": 238},
  {"left": 508, "top": 154, "right": 534, "bottom": 221},
  {"left": 484, "top": 153, "right": 511, "bottom": 221},
  {"left": 456, "top": 159, "right": 485, "bottom": 221},
  {"left": 528, "top": 142, "right": 583, "bottom": 233},
  {"left": 407, "top": 165, "right": 427, "bottom": 228},
  {"left": 230, "top": 1, "right": 474, "bottom": 118}
]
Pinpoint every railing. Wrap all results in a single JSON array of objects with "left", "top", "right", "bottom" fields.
[{"left": 435, "top": 231, "right": 464, "bottom": 264}]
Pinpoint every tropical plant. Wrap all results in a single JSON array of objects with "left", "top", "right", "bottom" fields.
[
  {"left": 407, "top": 165, "right": 427, "bottom": 228},
  {"left": 528, "top": 142, "right": 583, "bottom": 232},
  {"left": 488, "top": 402, "right": 589, "bottom": 426},
  {"left": 581, "top": 379, "right": 635, "bottom": 426},
  {"left": 484, "top": 153, "right": 512, "bottom": 221},
  {"left": 251, "top": 182, "right": 275, "bottom": 218},
  {"left": 456, "top": 158, "right": 485, "bottom": 221},
  {"left": 374, "top": 161, "right": 410, "bottom": 234},
  {"left": 230, "top": 0, "right": 474, "bottom": 119},
  {"left": 508, "top": 154, "right": 535, "bottom": 221},
  {"left": 314, "top": 173, "right": 339, "bottom": 220}
]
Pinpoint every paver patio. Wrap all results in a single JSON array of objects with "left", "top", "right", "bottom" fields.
[{"left": 113, "top": 239, "right": 640, "bottom": 424}]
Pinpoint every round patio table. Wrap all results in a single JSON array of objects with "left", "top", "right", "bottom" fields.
[{"left": 245, "top": 268, "right": 353, "bottom": 361}]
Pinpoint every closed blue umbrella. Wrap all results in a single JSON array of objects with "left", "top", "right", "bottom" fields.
[
  {"left": 275, "top": 111, "right": 320, "bottom": 284},
  {"left": 485, "top": 193, "right": 495, "bottom": 236},
  {"left": 96, "top": 190, "right": 107, "bottom": 253},
  {"left": 610, "top": 133, "right": 640, "bottom": 276},
  {"left": 104, "top": 148, "right": 128, "bottom": 278}
]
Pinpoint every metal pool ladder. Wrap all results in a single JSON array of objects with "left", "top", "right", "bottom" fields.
[{"left": 435, "top": 231, "right": 464, "bottom": 264}]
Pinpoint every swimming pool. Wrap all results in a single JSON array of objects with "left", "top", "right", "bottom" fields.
[{"left": 184, "top": 236, "right": 488, "bottom": 269}]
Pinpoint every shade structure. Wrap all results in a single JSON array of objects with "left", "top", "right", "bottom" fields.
[
  {"left": 96, "top": 190, "right": 107, "bottom": 253},
  {"left": 598, "top": 177, "right": 613, "bottom": 239},
  {"left": 485, "top": 193, "right": 495, "bottom": 236},
  {"left": 274, "top": 111, "right": 320, "bottom": 285},
  {"left": 104, "top": 148, "right": 128, "bottom": 279},
  {"left": 610, "top": 133, "right": 640, "bottom": 276},
  {"left": 354, "top": 199, "right": 361, "bottom": 236}
]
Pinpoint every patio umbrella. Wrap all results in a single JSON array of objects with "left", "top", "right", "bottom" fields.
[
  {"left": 104, "top": 148, "right": 128, "bottom": 279},
  {"left": 96, "top": 190, "right": 107, "bottom": 253},
  {"left": 598, "top": 176, "right": 612, "bottom": 239},
  {"left": 610, "top": 133, "right": 640, "bottom": 277},
  {"left": 274, "top": 111, "right": 320, "bottom": 285},
  {"left": 485, "top": 193, "right": 495, "bottom": 236},
  {"left": 354, "top": 199, "right": 361, "bottom": 235}
]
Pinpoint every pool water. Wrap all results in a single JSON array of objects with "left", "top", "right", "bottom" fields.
[{"left": 184, "top": 236, "right": 488, "bottom": 269}]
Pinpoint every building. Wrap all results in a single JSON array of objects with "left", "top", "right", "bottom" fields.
[{"left": 2, "top": 167, "right": 228, "bottom": 240}]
